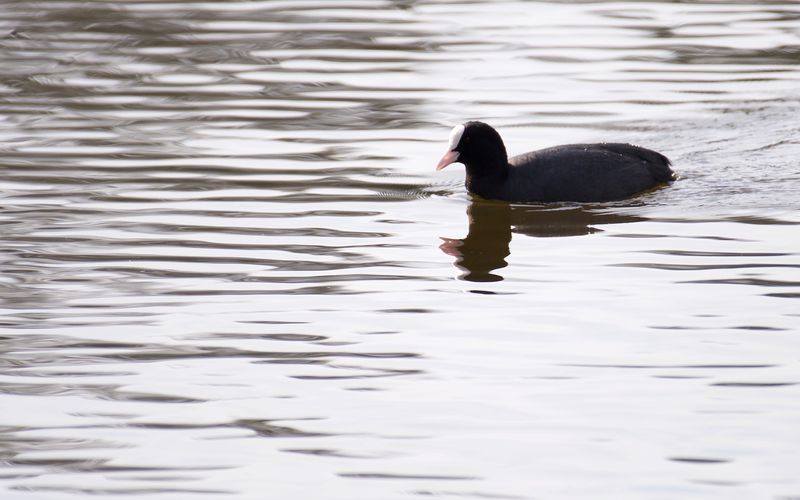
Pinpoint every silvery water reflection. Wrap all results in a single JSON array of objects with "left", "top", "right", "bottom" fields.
[{"left": 1, "top": 0, "right": 800, "bottom": 499}]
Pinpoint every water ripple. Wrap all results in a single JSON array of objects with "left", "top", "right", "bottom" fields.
[{"left": 2, "top": 1, "right": 800, "bottom": 498}]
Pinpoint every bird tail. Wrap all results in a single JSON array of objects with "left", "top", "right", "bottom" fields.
[{"left": 601, "top": 143, "right": 675, "bottom": 183}]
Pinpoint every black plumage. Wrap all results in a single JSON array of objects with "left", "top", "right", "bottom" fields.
[{"left": 436, "top": 121, "right": 674, "bottom": 203}]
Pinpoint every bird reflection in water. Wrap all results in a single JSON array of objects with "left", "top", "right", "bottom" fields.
[{"left": 441, "top": 199, "right": 646, "bottom": 282}]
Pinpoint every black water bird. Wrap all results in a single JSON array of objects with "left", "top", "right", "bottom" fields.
[{"left": 436, "top": 121, "right": 675, "bottom": 203}]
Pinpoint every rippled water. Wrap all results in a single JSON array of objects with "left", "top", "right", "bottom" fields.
[{"left": 1, "top": 1, "right": 800, "bottom": 499}]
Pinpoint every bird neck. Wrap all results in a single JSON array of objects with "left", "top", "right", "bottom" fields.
[{"left": 465, "top": 160, "right": 509, "bottom": 197}]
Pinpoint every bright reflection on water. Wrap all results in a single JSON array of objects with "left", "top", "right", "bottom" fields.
[{"left": 1, "top": 0, "right": 800, "bottom": 499}]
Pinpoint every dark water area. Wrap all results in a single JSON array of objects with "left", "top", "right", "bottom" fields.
[{"left": 1, "top": 1, "right": 799, "bottom": 499}]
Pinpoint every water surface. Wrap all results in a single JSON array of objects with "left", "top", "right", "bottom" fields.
[{"left": 1, "top": 1, "right": 800, "bottom": 499}]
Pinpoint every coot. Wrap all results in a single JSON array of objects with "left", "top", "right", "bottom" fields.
[{"left": 436, "top": 121, "right": 675, "bottom": 202}]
